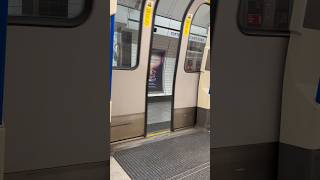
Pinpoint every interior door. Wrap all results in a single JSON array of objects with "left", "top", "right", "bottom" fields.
[
  {"left": 279, "top": 0, "right": 320, "bottom": 178},
  {"left": 173, "top": 0, "right": 210, "bottom": 130},
  {"left": 0, "top": 0, "right": 7, "bottom": 179}
]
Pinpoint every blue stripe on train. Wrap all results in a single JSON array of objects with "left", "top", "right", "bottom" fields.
[
  {"left": 0, "top": 0, "right": 8, "bottom": 126},
  {"left": 110, "top": 15, "right": 115, "bottom": 97}
]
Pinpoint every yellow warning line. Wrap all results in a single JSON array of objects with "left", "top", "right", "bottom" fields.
[{"left": 147, "top": 129, "right": 170, "bottom": 138}]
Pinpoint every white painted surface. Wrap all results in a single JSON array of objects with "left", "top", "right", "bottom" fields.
[
  {"left": 110, "top": 157, "right": 131, "bottom": 180},
  {"left": 111, "top": 0, "right": 156, "bottom": 116},
  {"left": 110, "top": 0, "right": 117, "bottom": 15},
  {"left": 175, "top": 0, "right": 208, "bottom": 109},
  {"left": 163, "top": 58, "right": 176, "bottom": 96},
  {"left": 197, "top": 29, "right": 210, "bottom": 110}
]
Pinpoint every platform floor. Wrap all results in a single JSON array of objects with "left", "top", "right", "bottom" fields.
[{"left": 147, "top": 101, "right": 171, "bottom": 133}]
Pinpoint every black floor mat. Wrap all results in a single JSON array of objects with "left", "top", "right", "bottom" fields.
[{"left": 113, "top": 131, "right": 210, "bottom": 180}]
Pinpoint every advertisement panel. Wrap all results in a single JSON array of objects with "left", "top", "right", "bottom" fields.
[{"left": 148, "top": 51, "right": 165, "bottom": 92}]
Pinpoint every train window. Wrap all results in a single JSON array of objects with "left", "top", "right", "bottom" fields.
[
  {"left": 8, "top": 0, "right": 92, "bottom": 26},
  {"left": 184, "top": 4, "right": 210, "bottom": 73},
  {"left": 304, "top": 0, "right": 320, "bottom": 30},
  {"left": 238, "top": 0, "right": 293, "bottom": 36},
  {"left": 112, "top": 0, "right": 143, "bottom": 70}
]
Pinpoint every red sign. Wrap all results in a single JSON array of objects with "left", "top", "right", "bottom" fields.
[{"left": 247, "top": 14, "right": 262, "bottom": 26}]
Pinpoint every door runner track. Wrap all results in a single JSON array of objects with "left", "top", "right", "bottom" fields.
[{"left": 113, "top": 131, "right": 210, "bottom": 180}]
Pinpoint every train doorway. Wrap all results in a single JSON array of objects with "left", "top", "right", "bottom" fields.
[
  {"left": 146, "top": 0, "right": 193, "bottom": 134},
  {"left": 111, "top": 0, "right": 212, "bottom": 179},
  {"left": 146, "top": 50, "right": 172, "bottom": 133}
]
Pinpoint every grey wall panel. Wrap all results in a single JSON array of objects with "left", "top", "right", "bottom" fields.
[
  {"left": 196, "top": 107, "right": 210, "bottom": 129},
  {"left": 4, "top": 162, "right": 107, "bottom": 180},
  {"left": 278, "top": 143, "right": 320, "bottom": 180},
  {"left": 211, "top": 0, "right": 289, "bottom": 148},
  {"left": 304, "top": 0, "right": 320, "bottom": 30},
  {"left": 173, "top": 107, "right": 196, "bottom": 129},
  {"left": 280, "top": 0, "right": 320, "bottom": 150},
  {"left": 111, "top": 113, "right": 144, "bottom": 142},
  {"left": 4, "top": 1, "right": 109, "bottom": 173},
  {"left": 278, "top": 0, "right": 320, "bottom": 177},
  {"left": 212, "top": 143, "right": 278, "bottom": 180}
]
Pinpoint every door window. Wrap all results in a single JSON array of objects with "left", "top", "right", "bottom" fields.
[
  {"left": 184, "top": 4, "right": 210, "bottom": 73},
  {"left": 113, "top": 0, "right": 144, "bottom": 69},
  {"left": 8, "top": 0, "right": 91, "bottom": 26},
  {"left": 238, "top": 0, "right": 293, "bottom": 36}
]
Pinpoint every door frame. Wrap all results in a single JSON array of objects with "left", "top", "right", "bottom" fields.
[{"left": 144, "top": 0, "right": 160, "bottom": 136}]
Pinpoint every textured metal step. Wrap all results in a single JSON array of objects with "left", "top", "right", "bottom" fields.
[{"left": 114, "top": 131, "right": 210, "bottom": 180}]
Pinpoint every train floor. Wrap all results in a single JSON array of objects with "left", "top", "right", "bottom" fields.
[
  {"left": 147, "top": 100, "right": 171, "bottom": 133},
  {"left": 110, "top": 128, "right": 210, "bottom": 180}
]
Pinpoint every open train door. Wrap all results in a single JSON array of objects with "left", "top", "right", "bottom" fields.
[
  {"left": 173, "top": 0, "right": 210, "bottom": 130},
  {"left": 0, "top": 0, "right": 7, "bottom": 179},
  {"left": 279, "top": 0, "right": 320, "bottom": 178},
  {"left": 111, "top": 0, "right": 155, "bottom": 141}
]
